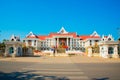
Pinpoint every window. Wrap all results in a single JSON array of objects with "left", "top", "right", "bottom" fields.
[
  {"left": 28, "top": 40, "right": 32, "bottom": 46},
  {"left": 9, "top": 47, "right": 14, "bottom": 54},
  {"left": 108, "top": 47, "right": 114, "bottom": 54},
  {"left": 95, "top": 40, "right": 98, "bottom": 42},
  {"left": 90, "top": 40, "right": 92, "bottom": 46},
  {"left": 108, "top": 38, "right": 111, "bottom": 41},
  {"left": 34, "top": 40, "right": 36, "bottom": 46},
  {"left": 23, "top": 40, "right": 25, "bottom": 42}
]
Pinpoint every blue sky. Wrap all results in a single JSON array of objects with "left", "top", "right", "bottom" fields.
[{"left": 0, "top": 0, "right": 120, "bottom": 41}]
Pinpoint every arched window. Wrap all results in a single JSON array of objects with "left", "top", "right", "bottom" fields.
[
  {"left": 108, "top": 38, "right": 111, "bottom": 41},
  {"left": 108, "top": 47, "right": 114, "bottom": 54},
  {"left": 18, "top": 47, "right": 22, "bottom": 55},
  {"left": 11, "top": 39, "right": 14, "bottom": 41},
  {"left": 9, "top": 47, "right": 14, "bottom": 54}
]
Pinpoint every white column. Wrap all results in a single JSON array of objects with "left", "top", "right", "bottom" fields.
[
  {"left": 99, "top": 46, "right": 102, "bottom": 57},
  {"left": 4, "top": 45, "right": 8, "bottom": 57},
  {"left": 32, "top": 40, "right": 34, "bottom": 46},
  {"left": 36, "top": 40, "right": 38, "bottom": 50},
  {"left": 70, "top": 38, "right": 73, "bottom": 50},
  {"left": 88, "top": 47, "right": 93, "bottom": 57},
  {"left": 103, "top": 45, "right": 108, "bottom": 58},
  {"left": 57, "top": 38, "right": 59, "bottom": 47},
  {"left": 26, "top": 40, "right": 28, "bottom": 46},
  {"left": 13, "top": 45, "right": 17, "bottom": 57},
  {"left": 70, "top": 38, "right": 71, "bottom": 46},
  {"left": 55, "top": 38, "right": 56, "bottom": 46},
  {"left": 67, "top": 38, "right": 68, "bottom": 46},
  {"left": 92, "top": 40, "right": 94, "bottom": 46},
  {"left": 113, "top": 45, "right": 119, "bottom": 58}
]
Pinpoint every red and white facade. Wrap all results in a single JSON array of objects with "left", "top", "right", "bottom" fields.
[{"left": 23, "top": 27, "right": 101, "bottom": 52}]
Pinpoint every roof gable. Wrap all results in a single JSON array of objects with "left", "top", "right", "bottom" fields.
[
  {"left": 90, "top": 31, "right": 100, "bottom": 37},
  {"left": 57, "top": 27, "right": 68, "bottom": 34},
  {"left": 26, "top": 32, "right": 38, "bottom": 38}
]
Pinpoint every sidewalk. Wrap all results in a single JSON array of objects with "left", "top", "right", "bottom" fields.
[
  {"left": 69, "top": 56, "right": 120, "bottom": 63},
  {"left": 0, "top": 55, "right": 120, "bottom": 63}
]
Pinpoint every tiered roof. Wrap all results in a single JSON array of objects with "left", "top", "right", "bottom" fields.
[{"left": 26, "top": 27, "right": 101, "bottom": 40}]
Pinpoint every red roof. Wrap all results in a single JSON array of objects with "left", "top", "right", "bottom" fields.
[
  {"left": 104, "top": 36, "right": 108, "bottom": 38},
  {"left": 38, "top": 36, "right": 48, "bottom": 40},
  {"left": 49, "top": 33, "right": 77, "bottom": 38},
  {"left": 80, "top": 35, "right": 100, "bottom": 40},
  {"left": 26, "top": 32, "right": 100, "bottom": 40}
]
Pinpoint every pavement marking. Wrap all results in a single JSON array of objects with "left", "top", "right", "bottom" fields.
[
  {"left": 28, "top": 71, "right": 84, "bottom": 74},
  {"left": 30, "top": 75, "right": 89, "bottom": 80},
  {"left": 21, "top": 67, "right": 89, "bottom": 80},
  {"left": 68, "top": 76, "right": 89, "bottom": 79},
  {"left": 22, "top": 68, "right": 82, "bottom": 71}
]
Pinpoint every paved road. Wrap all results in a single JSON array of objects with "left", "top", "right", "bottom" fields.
[{"left": 0, "top": 56, "right": 120, "bottom": 80}]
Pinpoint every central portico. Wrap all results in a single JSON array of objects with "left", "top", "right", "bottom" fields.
[{"left": 51, "top": 27, "right": 79, "bottom": 51}]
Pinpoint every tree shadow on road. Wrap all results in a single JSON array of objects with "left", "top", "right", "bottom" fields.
[
  {"left": 0, "top": 70, "right": 69, "bottom": 80},
  {"left": 92, "top": 77, "right": 109, "bottom": 80}
]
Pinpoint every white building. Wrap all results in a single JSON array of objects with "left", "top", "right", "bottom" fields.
[
  {"left": 23, "top": 27, "right": 101, "bottom": 54},
  {"left": 99, "top": 34, "right": 119, "bottom": 58},
  {"left": 4, "top": 35, "right": 22, "bottom": 57}
]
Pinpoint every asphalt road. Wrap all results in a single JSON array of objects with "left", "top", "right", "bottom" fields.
[{"left": 0, "top": 57, "right": 120, "bottom": 80}]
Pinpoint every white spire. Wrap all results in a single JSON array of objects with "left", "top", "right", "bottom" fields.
[
  {"left": 90, "top": 31, "right": 100, "bottom": 36},
  {"left": 58, "top": 26, "right": 68, "bottom": 34},
  {"left": 27, "top": 31, "right": 35, "bottom": 37}
]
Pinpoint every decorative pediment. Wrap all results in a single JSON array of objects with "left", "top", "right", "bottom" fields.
[
  {"left": 58, "top": 27, "right": 68, "bottom": 34},
  {"left": 90, "top": 31, "right": 100, "bottom": 37},
  {"left": 101, "top": 34, "right": 114, "bottom": 41},
  {"left": 26, "top": 31, "right": 37, "bottom": 38},
  {"left": 10, "top": 34, "right": 20, "bottom": 41}
]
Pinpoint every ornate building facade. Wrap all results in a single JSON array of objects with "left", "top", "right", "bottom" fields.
[
  {"left": 23, "top": 27, "right": 101, "bottom": 53},
  {"left": 4, "top": 27, "right": 119, "bottom": 58},
  {"left": 5, "top": 35, "right": 22, "bottom": 57},
  {"left": 99, "top": 35, "right": 119, "bottom": 58}
]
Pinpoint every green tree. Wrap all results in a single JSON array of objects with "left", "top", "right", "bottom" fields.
[
  {"left": 92, "top": 42, "right": 99, "bottom": 53},
  {"left": 0, "top": 39, "right": 9, "bottom": 56},
  {"left": 0, "top": 42, "right": 5, "bottom": 56},
  {"left": 3, "top": 39, "right": 9, "bottom": 43}
]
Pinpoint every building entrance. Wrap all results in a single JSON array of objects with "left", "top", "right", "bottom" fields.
[{"left": 59, "top": 38, "right": 66, "bottom": 48}]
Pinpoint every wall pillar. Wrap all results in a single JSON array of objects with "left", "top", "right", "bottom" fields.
[
  {"left": 32, "top": 40, "right": 34, "bottom": 46},
  {"left": 36, "top": 40, "right": 38, "bottom": 50},
  {"left": 70, "top": 38, "right": 71, "bottom": 50},
  {"left": 103, "top": 45, "right": 108, "bottom": 58},
  {"left": 26, "top": 40, "right": 28, "bottom": 46},
  {"left": 113, "top": 45, "right": 119, "bottom": 58},
  {"left": 88, "top": 47, "right": 93, "bottom": 57},
  {"left": 4, "top": 45, "right": 8, "bottom": 57},
  {"left": 99, "top": 46, "right": 103, "bottom": 57},
  {"left": 57, "top": 38, "right": 59, "bottom": 48},
  {"left": 54, "top": 38, "right": 56, "bottom": 47},
  {"left": 11, "top": 45, "right": 16, "bottom": 58}
]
